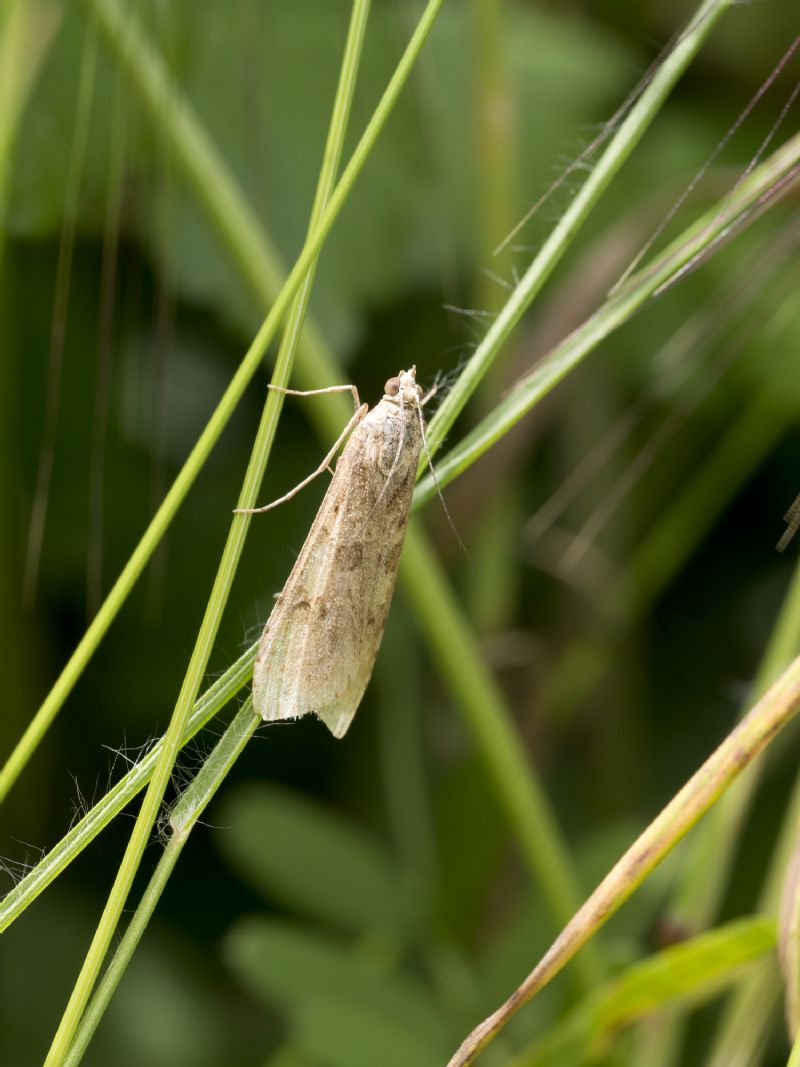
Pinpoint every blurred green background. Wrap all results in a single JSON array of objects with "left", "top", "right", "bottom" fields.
[{"left": 1, "top": 1, "right": 799, "bottom": 1065}]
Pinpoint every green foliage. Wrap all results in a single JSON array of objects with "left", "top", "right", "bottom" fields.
[
  {"left": 512, "top": 918, "right": 777, "bottom": 1067},
  {"left": 218, "top": 783, "right": 416, "bottom": 936},
  {"left": 226, "top": 917, "right": 453, "bottom": 1067},
  {"left": 5, "top": 2, "right": 629, "bottom": 346},
  {"left": 2, "top": 1, "right": 800, "bottom": 1066}
]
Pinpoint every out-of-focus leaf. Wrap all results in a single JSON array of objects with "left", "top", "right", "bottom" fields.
[
  {"left": 293, "top": 995, "right": 449, "bottom": 1067},
  {"left": 216, "top": 783, "right": 414, "bottom": 935},
  {"left": 508, "top": 916, "right": 776, "bottom": 1067},
  {"left": 433, "top": 755, "right": 505, "bottom": 943},
  {"left": 224, "top": 916, "right": 452, "bottom": 1066},
  {"left": 7, "top": 2, "right": 630, "bottom": 348}
]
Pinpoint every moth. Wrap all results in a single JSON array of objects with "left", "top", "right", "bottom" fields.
[{"left": 244, "top": 368, "right": 426, "bottom": 738}]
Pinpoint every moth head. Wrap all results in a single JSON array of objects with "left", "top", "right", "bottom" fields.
[{"left": 384, "top": 367, "right": 424, "bottom": 403}]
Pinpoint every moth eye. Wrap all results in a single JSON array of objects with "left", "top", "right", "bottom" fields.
[
  {"left": 415, "top": 384, "right": 424, "bottom": 399},
  {"left": 384, "top": 377, "right": 401, "bottom": 396}
]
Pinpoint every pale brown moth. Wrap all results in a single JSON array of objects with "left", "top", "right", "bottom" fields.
[{"left": 241, "top": 367, "right": 426, "bottom": 738}]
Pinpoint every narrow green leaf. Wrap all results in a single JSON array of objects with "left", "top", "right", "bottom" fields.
[{"left": 510, "top": 918, "right": 776, "bottom": 1067}]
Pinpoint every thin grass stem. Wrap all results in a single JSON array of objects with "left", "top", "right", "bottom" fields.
[
  {"left": 0, "top": 638, "right": 256, "bottom": 932},
  {"left": 0, "top": 0, "right": 444, "bottom": 807},
  {"left": 62, "top": 701, "right": 259, "bottom": 1067},
  {"left": 420, "top": 0, "right": 734, "bottom": 469},
  {"left": 41, "top": 2, "right": 384, "bottom": 1059},
  {"left": 399, "top": 523, "right": 603, "bottom": 991},
  {"left": 447, "top": 654, "right": 800, "bottom": 1066},
  {"left": 413, "top": 132, "right": 800, "bottom": 509}
]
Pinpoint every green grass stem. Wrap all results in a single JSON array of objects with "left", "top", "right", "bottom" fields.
[
  {"left": 2, "top": 2, "right": 591, "bottom": 993},
  {"left": 510, "top": 918, "right": 776, "bottom": 1067},
  {"left": 42, "top": 3, "right": 379, "bottom": 1060},
  {"left": 446, "top": 654, "right": 800, "bottom": 1066},
  {"left": 61, "top": 701, "right": 259, "bottom": 1067},
  {"left": 420, "top": 0, "right": 734, "bottom": 470},
  {"left": 0, "top": 0, "right": 443, "bottom": 807},
  {"left": 399, "top": 523, "right": 602, "bottom": 991},
  {"left": 0, "top": 639, "right": 256, "bottom": 933},
  {"left": 414, "top": 130, "right": 800, "bottom": 508}
]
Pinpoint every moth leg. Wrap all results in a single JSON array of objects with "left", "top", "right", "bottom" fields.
[
  {"left": 267, "top": 381, "right": 361, "bottom": 412},
  {"left": 235, "top": 403, "right": 369, "bottom": 515},
  {"left": 420, "top": 382, "right": 438, "bottom": 406},
  {"left": 421, "top": 368, "right": 447, "bottom": 408}
]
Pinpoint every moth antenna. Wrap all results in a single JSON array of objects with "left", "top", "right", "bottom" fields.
[{"left": 415, "top": 398, "right": 470, "bottom": 562}]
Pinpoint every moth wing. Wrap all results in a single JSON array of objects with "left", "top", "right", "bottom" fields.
[
  {"left": 297, "top": 525, "right": 406, "bottom": 738},
  {"left": 251, "top": 465, "right": 374, "bottom": 736},
  {"left": 252, "top": 399, "right": 419, "bottom": 738},
  {"left": 251, "top": 532, "right": 338, "bottom": 727}
]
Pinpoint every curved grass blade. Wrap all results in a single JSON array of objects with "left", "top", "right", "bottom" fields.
[
  {"left": 414, "top": 132, "right": 800, "bottom": 510},
  {"left": 0, "top": 638, "right": 256, "bottom": 932},
  {"left": 510, "top": 918, "right": 775, "bottom": 1067},
  {"left": 420, "top": 0, "right": 735, "bottom": 467},
  {"left": 446, "top": 655, "right": 800, "bottom": 1066}
]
